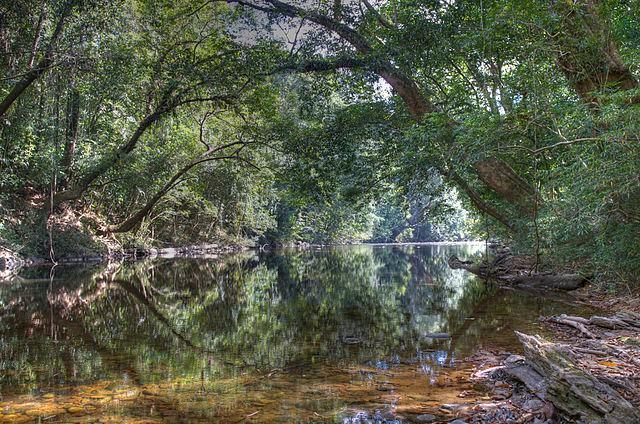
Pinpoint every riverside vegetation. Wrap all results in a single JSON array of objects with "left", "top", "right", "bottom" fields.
[
  {"left": 0, "top": 0, "right": 638, "bottom": 284},
  {"left": 1, "top": 0, "right": 640, "bottom": 423}
]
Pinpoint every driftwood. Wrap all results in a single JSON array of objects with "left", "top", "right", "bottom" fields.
[
  {"left": 589, "top": 316, "right": 631, "bottom": 330},
  {"left": 510, "top": 332, "right": 640, "bottom": 424},
  {"left": 548, "top": 315, "right": 597, "bottom": 339},
  {"left": 547, "top": 312, "right": 640, "bottom": 335},
  {"left": 503, "top": 356, "right": 549, "bottom": 399},
  {"left": 448, "top": 253, "right": 585, "bottom": 291}
]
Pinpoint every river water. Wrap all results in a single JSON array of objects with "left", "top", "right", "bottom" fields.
[{"left": 0, "top": 244, "right": 587, "bottom": 423}]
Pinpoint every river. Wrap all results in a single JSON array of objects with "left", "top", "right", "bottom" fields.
[{"left": 0, "top": 244, "right": 588, "bottom": 423}]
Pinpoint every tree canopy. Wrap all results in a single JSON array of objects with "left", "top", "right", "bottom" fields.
[{"left": 1, "top": 0, "right": 639, "bottom": 285}]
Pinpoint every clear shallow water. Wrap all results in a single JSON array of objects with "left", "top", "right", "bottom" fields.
[{"left": 0, "top": 244, "right": 588, "bottom": 423}]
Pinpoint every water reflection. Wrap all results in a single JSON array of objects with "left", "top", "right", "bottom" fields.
[{"left": 0, "top": 244, "right": 586, "bottom": 422}]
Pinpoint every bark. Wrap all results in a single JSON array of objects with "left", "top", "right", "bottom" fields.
[
  {"left": 504, "top": 274, "right": 585, "bottom": 290},
  {"left": 552, "top": 0, "right": 637, "bottom": 104},
  {"left": 514, "top": 332, "right": 640, "bottom": 424},
  {"left": 503, "top": 358, "right": 549, "bottom": 399},
  {"left": 0, "top": 1, "right": 72, "bottom": 118},
  {"left": 60, "top": 87, "right": 80, "bottom": 190},
  {"left": 28, "top": 2, "right": 47, "bottom": 69},
  {"left": 446, "top": 166, "right": 516, "bottom": 230},
  {"left": 474, "top": 158, "right": 535, "bottom": 215},
  {"left": 548, "top": 315, "right": 597, "bottom": 339}
]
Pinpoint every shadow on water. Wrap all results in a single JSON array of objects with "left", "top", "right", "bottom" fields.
[{"left": 0, "top": 244, "right": 589, "bottom": 423}]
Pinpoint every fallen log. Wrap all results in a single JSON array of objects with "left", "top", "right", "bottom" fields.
[
  {"left": 448, "top": 254, "right": 586, "bottom": 290},
  {"left": 514, "top": 332, "right": 640, "bottom": 424},
  {"left": 589, "top": 316, "right": 630, "bottom": 330},
  {"left": 503, "top": 274, "right": 585, "bottom": 290},
  {"left": 615, "top": 311, "right": 640, "bottom": 327},
  {"left": 504, "top": 361, "right": 549, "bottom": 399},
  {"left": 548, "top": 316, "right": 597, "bottom": 339},
  {"left": 556, "top": 314, "right": 590, "bottom": 325}
]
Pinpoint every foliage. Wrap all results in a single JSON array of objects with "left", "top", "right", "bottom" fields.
[{"left": 1, "top": 0, "right": 639, "bottom": 287}]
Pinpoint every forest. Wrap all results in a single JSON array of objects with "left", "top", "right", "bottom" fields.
[
  {"left": 1, "top": 1, "right": 640, "bottom": 423},
  {"left": 1, "top": 0, "right": 638, "bottom": 286}
]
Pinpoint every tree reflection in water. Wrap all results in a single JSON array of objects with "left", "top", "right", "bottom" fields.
[{"left": 0, "top": 245, "right": 588, "bottom": 422}]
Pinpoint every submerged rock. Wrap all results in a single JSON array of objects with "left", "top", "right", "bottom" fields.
[{"left": 424, "top": 333, "right": 451, "bottom": 339}]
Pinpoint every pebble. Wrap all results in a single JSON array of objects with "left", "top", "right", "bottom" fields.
[
  {"left": 523, "top": 398, "right": 545, "bottom": 411},
  {"left": 415, "top": 414, "right": 436, "bottom": 422},
  {"left": 457, "top": 390, "right": 475, "bottom": 398}
]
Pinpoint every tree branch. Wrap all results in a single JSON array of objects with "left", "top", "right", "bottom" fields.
[{"left": 361, "top": 0, "right": 394, "bottom": 29}]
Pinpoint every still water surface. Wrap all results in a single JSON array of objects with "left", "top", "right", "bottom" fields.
[{"left": 0, "top": 244, "right": 586, "bottom": 423}]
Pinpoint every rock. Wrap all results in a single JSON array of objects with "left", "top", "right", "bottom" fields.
[
  {"left": 438, "top": 403, "right": 461, "bottom": 414},
  {"left": 472, "top": 365, "right": 505, "bottom": 379},
  {"left": 522, "top": 398, "right": 545, "bottom": 412},
  {"left": 0, "top": 415, "right": 31, "bottom": 423},
  {"left": 449, "top": 420, "right": 468, "bottom": 424},
  {"left": 457, "top": 390, "right": 476, "bottom": 398},
  {"left": 424, "top": 332, "right": 451, "bottom": 339},
  {"left": 376, "top": 383, "right": 394, "bottom": 392},
  {"left": 491, "top": 388, "right": 511, "bottom": 400},
  {"left": 414, "top": 413, "right": 436, "bottom": 422}
]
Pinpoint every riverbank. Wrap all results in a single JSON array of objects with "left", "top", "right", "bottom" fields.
[
  {"left": 0, "top": 240, "right": 481, "bottom": 281},
  {"left": 0, "top": 242, "right": 251, "bottom": 281},
  {"left": 456, "top": 297, "right": 640, "bottom": 424}
]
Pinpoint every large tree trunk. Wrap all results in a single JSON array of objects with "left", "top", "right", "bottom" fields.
[
  {"left": 27, "top": 2, "right": 47, "bottom": 70},
  {"left": 60, "top": 87, "right": 80, "bottom": 190},
  {"left": 445, "top": 167, "right": 515, "bottom": 230},
  {"left": 552, "top": 0, "right": 637, "bottom": 104},
  {"left": 474, "top": 158, "right": 535, "bottom": 215}
]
